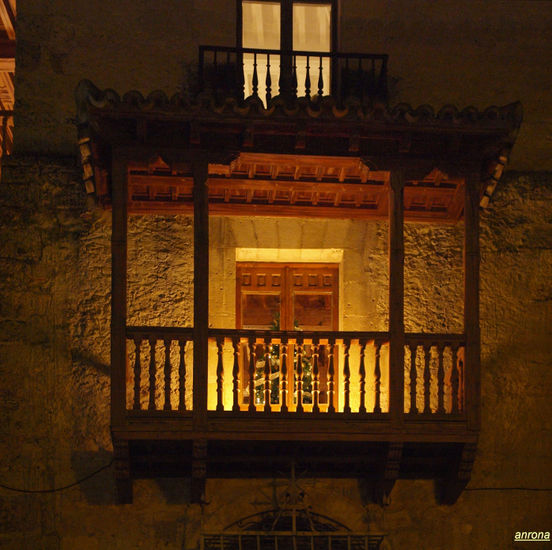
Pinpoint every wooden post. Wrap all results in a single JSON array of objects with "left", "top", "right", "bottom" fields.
[
  {"left": 279, "top": 0, "right": 293, "bottom": 99},
  {"left": 193, "top": 160, "right": 209, "bottom": 431},
  {"left": 111, "top": 153, "right": 128, "bottom": 429},
  {"left": 464, "top": 173, "right": 481, "bottom": 431},
  {"left": 389, "top": 170, "right": 405, "bottom": 426}
]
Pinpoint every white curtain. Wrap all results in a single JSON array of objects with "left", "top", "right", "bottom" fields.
[
  {"left": 293, "top": 4, "right": 331, "bottom": 97},
  {"left": 241, "top": 1, "right": 331, "bottom": 101}
]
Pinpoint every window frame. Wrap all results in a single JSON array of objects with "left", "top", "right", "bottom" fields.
[{"left": 236, "top": 0, "right": 339, "bottom": 55}]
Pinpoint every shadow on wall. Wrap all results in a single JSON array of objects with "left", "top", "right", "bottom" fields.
[
  {"left": 70, "top": 348, "right": 110, "bottom": 377},
  {"left": 155, "top": 478, "right": 191, "bottom": 504},
  {"left": 71, "top": 450, "right": 192, "bottom": 505},
  {"left": 71, "top": 449, "right": 116, "bottom": 505}
]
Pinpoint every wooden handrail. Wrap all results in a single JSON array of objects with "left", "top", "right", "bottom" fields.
[
  {"left": 200, "top": 45, "right": 389, "bottom": 60},
  {"left": 127, "top": 325, "right": 193, "bottom": 338},
  {"left": 404, "top": 333, "right": 465, "bottom": 344},
  {"left": 209, "top": 328, "right": 389, "bottom": 341}
]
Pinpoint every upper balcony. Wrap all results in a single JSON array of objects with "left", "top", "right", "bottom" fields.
[{"left": 198, "top": 46, "right": 388, "bottom": 107}]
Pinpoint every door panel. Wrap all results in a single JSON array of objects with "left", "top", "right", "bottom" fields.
[{"left": 236, "top": 262, "right": 339, "bottom": 410}]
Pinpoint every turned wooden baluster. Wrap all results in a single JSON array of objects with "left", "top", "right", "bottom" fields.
[
  {"left": 265, "top": 53, "right": 272, "bottom": 104},
  {"left": 312, "top": 337, "right": 320, "bottom": 413},
  {"left": 437, "top": 343, "right": 445, "bottom": 414},
  {"left": 252, "top": 52, "right": 259, "bottom": 98},
  {"left": 248, "top": 337, "right": 256, "bottom": 412},
  {"left": 216, "top": 336, "right": 224, "bottom": 411},
  {"left": 451, "top": 344, "right": 460, "bottom": 414},
  {"left": 238, "top": 53, "right": 245, "bottom": 100},
  {"left": 226, "top": 51, "right": 231, "bottom": 95},
  {"left": 232, "top": 336, "right": 240, "bottom": 412},
  {"left": 328, "top": 338, "right": 336, "bottom": 413},
  {"left": 281, "top": 338, "right": 289, "bottom": 412},
  {"left": 163, "top": 338, "right": 172, "bottom": 411},
  {"left": 343, "top": 338, "right": 351, "bottom": 413},
  {"left": 318, "top": 55, "right": 324, "bottom": 97},
  {"left": 178, "top": 338, "right": 187, "bottom": 412},
  {"left": 357, "top": 57, "right": 364, "bottom": 101},
  {"left": 213, "top": 50, "right": 218, "bottom": 88},
  {"left": 292, "top": 56, "right": 298, "bottom": 97},
  {"left": 358, "top": 339, "right": 367, "bottom": 413},
  {"left": 133, "top": 336, "right": 142, "bottom": 410},
  {"left": 148, "top": 336, "right": 157, "bottom": 410},
  {"left": 423, "top": 344, "right": 431, "bottom": 413},
  {"left": 374, "top": 340, "right": 382, "bottom": 413},
  {"left": 305, "top": 55, "right": 311, "bottom": 98},
  {"left": 264, "top": 336, "right": 271, "bottom": 412},
  {"left": 408, "top": 343, "right": 418, "bottom": 414},
  {"left": 296, "top": 337, "right": 304, "bottom": 413},
  {"left": 458, "top": 356, "right": 464, "bottom": 412}
]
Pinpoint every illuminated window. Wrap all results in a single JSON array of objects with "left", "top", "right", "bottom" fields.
[{"left": 240, "top": 1, "right": 334, "bottom": 99}]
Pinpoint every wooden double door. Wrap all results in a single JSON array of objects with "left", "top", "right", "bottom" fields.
[{"left": 236, "top": 263, "right": 339, "bottom": 410}]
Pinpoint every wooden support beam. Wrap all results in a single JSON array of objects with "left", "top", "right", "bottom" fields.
[
  {"left": 389, "top": 171, "right": 405, "bottom": 426},
  {"left": 114, "top": 439, "right": 132, "bottom": 504},
  {"left": 191, "top": 439, "right": 207, "bottom": 503},
  {"left": 0, "top": 1, "right": 15, "bottom": 41},
  {"left": 193, "top": 160, "right": 209, "bottom": 431},
  {"left": 464, "top": 172, "right": 481, "bottom": 431},
  {"left": 373, "top": 442, "right": 403, "bottom": 505},
  {"left": 0, "top": 54, "right": 14, "bottom": 72},
  {"left": 111, "top": 153, "right": 128, "bottom": 429},
  {"left": 439, "top": 442, "right": 477, "bottom": 505}
]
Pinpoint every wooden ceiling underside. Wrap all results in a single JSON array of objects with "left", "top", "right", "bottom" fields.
[{"left": 113, "top": 153, "right": 465, "bottom": 221}]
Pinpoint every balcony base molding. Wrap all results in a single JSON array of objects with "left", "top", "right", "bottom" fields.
[{"left": 110, "top": 429, "right": 477, "bottom": 506}]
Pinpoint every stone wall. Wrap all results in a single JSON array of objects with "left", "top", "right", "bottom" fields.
[
  {"left": 0, "top": 156, "right": 551, "bottom": 548},
  {"left": 15, "top": 0, "right": 552, "bottom": 169}
]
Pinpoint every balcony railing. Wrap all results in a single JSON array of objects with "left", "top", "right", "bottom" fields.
[
  {"left": 198, "top": 46, "right": 388, "bottom": 106},
  {"left": 125, "top": 327, "right": 465, "bottom": 420}
]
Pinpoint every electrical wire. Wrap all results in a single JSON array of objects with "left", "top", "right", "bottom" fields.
[
  {"left": 0, "top": 458, "right": 114, "bottom": 494},
  {"left": 465, "top": 487, "right": 552, "bottom": 492}
]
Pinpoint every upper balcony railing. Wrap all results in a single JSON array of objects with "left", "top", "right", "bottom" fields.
[{"left": 198, "top": 46, "right": 388, "bottom": 106}]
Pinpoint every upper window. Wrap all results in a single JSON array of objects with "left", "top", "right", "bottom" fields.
[{"left": 240, "top": 1, "right": 335, "bottom": 99}]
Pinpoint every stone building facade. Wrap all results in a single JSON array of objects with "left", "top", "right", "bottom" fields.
[{"left": 1, "top": 1, "right": 551, "bottom": 548}]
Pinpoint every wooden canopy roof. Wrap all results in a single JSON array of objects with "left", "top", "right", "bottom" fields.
[{"left": 76, "top": 80, "right": 522, "bottom": 222}]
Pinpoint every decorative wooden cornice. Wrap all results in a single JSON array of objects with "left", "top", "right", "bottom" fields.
[
  {"left": 75, "top": 80, "right": 522, "bottom": 218},
  {"left": 0, "top": 0, "right": 14, "bottom": 158},
  {"left": 0, "top": 0, "right": 15, "bottom": 42}
]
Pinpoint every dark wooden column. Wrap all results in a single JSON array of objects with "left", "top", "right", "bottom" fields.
[
  {"left": 111, "top": 152, "right": 132, "bottom": 503},
  {"left": 111, "top": 153, "right": 128, "bottom": 428},
  {"left": 388, "top": 170, "right": 405, "bottom": 426},
  {"left": 193, "top": 160, "right": 209, "bottom": 432},
  {"left": 279, "top": 0, "right": 294, "bottom": 99},
  {"left": 464, "top": 173, "right": 481, "bottom": 431}
]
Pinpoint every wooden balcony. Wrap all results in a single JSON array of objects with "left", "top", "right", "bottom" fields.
[
  {"left": 114, "top": 326, "right": 474, "bottom": 505},
  {"left": 74, "top": 80, "right": 522, "bottom": 507}
]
